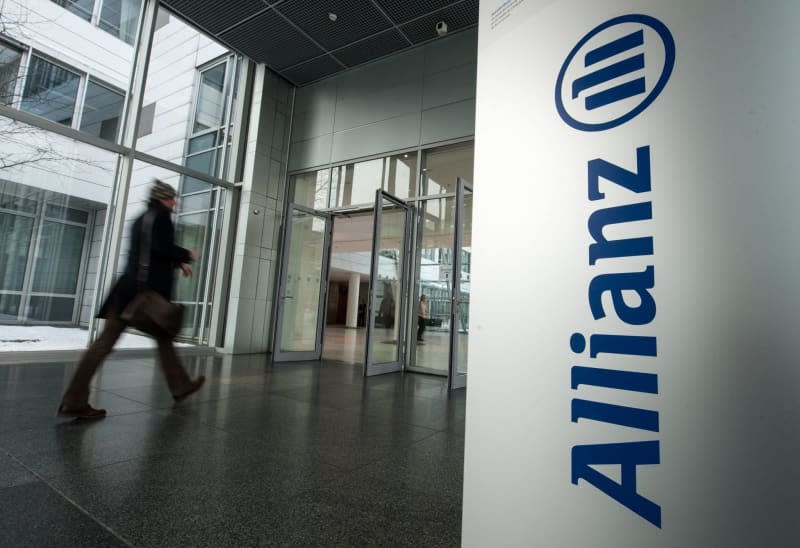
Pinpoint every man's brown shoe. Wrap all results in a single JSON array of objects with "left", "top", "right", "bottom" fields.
[
  {"left": 57, "top": 404, "right": 107, "bottom": 419},
  {"left": 173, "top": 376, "right": 205, "bottom": 402}
]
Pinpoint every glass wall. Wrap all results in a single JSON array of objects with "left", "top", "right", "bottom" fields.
[
  {"left": 127, "top": 161, "right": 228, "bottom": 344},
  {"left": 286, "top": 141, "right": 473, "bottom": 373},
  {"left": 0, "top": 117, "right": 118, "bottom": 327},
  {"left": 0, "top": 1, "right": 244, "bottom": 350},
  {"left": 291, "top": 151, "right": 418, "bottom": 210},
  {"left": 422, "top": 141, "right": 474, "bottom": 195}
]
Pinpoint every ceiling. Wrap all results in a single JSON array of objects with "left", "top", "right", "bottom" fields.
[{"left": 160, "top": 0, "right": 479, "bottom": 87}]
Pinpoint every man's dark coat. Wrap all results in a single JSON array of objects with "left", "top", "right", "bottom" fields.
[{"left": 99, "top": 200, "right": 192, "bottom": 318}]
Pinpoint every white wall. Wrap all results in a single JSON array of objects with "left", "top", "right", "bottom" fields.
[{"left": 464, "top": 1, "right": 800, "bottom": 546}]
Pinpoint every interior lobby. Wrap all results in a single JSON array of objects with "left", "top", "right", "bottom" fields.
[{"left": 1, "top": 0, "right": 475, "bottom": 545}]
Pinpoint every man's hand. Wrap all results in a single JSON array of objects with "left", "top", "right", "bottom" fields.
[
  {"left": 180, "top": 263, "right": 193, "bottom": 277},
  {"left": 188, "top": 249, "right": 199, "bottom": 261}
]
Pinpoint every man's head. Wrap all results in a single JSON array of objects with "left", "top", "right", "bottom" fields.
[{"left": 150, "top": 179, "right": 177, "bottom": 210}]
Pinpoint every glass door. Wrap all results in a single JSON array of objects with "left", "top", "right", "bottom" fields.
[
  {"left": 364, "top": 190, "right": 411, "bottom": 376},
  {"left": 273, "top": 204, "right": 331, "bottom": 361},
  {"left": 449, "top": 179, "right": 472, "bottom": 389}
]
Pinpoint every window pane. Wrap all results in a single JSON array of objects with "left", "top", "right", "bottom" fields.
[
  {"left": 179, "top": 192, "right": 212, "bottom": 212},
  {"left": 0, "top": 43, "right": 22, "bottom": 106},
  {"left": 182, "top": 177, "right": 212, "bottom": 195},
  {"left": 174, "top": 211, "right": 209, "bottom": 303},
  {"left": 98, "top": 0, "right": 142, "bottom": 45},
  {"left": 27, "top": 296, "right": 75, "bottom": 322},
  {"left": 383, "top": 152, "right": 417, "bottom": 199},
  {"left": 80, "top": 80, "right": 124, "bottom": 141},
  {"left": 21, "top": 56, "right": 80, "bottom": 126},
  {"left": 0, "top": 294, "right": 21, "bottom": 320},
  {"left": 422, "top": 142, "right": 474, "bottom": 195},
  {"left": 188, "top": 133, "right": 216, "bottom": 154},
  {"left": 32, "top": 221, "right": 86, "bottom": 294},
  {"left": 51, "top": 0, "right": 94, "bottom": 21},
  {"left": 193, "top": 63, "right": 227, "bottom": 133},
  {"left": 45, "top": 203, "right": 90, "bottom": 224},
  {"left": 0, "top": 212, "right": 34, "bottom": 291},
  {"left": 332, "top": 158, "right": 383, "bottom": 208},
  {"left": 292, "top": 170, "right": 329, "bottom": 209},
  {"left": 186, "top": 150, "right": 216, "bottom": 175}
]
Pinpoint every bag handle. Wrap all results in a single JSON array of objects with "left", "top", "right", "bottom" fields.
[{"left": 136, "top": 210, "right": 156, "bottom": 289}]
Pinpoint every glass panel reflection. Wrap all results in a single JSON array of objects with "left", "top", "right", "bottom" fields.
[
  {"left": 412, "top": 197, "right": 456, "bottom": 372},
  {"left": 369, "top": 199, "right": 406, "bottom": 365},
  {"left": 21, "top": 56, "right": 80, "bottom": 126},
  {"left": 280, "top": 209, "right": 326, "bottom": 352},
  {"left": 422, "top": 142, "right": 474, "bottom": 195},
  {"left": 80, "top": 79, "right": 124, "bottom": 141},
  {"left": 383, "top": 152, "right": 417, "bottom": 199},
  {"left": 0, "top": 42, "right": 23, "bottom": 106},
  {"left": 332, "top": 158, "right": 383, "bottom": 207},
  {"left": 456, "top": 189, "right": 472, "bottom": 375},
  {"left": 293, "top": 169, "right": 330, "bottom": 209}
]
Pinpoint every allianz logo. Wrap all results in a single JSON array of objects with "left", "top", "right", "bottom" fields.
[{"left": 555, "top": 14, "right": 675, "bottom": 132}]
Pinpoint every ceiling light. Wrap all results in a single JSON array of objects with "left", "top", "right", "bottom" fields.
[{"left": 329, "top": 13, "right": 337, "bottom": 22}]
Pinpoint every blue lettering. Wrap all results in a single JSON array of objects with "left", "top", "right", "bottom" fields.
[
  {"left": 588, "top": 146, "right": 651, "bottom": 200},
  {"left": 571, "top": 366, "right": 658, "bottom": 393},
  {"left": 590, "top": 334, "right": 657, "bottom": 358},
  {"left": 588, "top": 202, "right": 653, "bottom": 264},
  {"left": 572, "top": 441, "right": 661, "bottom": 527},
  {"left": 572, "top": 399, "right": 659, "bottom": 431},
  {"left": 589, "top": 266, "right": 656, "bottom": 325}
]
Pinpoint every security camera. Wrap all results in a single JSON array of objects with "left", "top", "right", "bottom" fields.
[{"left": 436, "top": 21, "right": 448, "bottom": 36}]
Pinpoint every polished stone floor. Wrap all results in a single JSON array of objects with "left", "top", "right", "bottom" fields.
[{"left": 0, "top": 351, "right": 465, "bottom": 547}]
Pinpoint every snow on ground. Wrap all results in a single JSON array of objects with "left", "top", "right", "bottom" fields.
[{"left": 0, "top": 326, "right": 188, "bottom": 352}]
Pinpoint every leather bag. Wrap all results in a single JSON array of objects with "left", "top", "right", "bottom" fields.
[{"left": 120, "top": 211, "right": 183, "bottom": 339}]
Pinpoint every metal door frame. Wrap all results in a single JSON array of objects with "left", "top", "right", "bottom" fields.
[
  {"left": 364, "top": 189, "right": 412, "bottom": 376},
  {"left": 448, "top": 178, "right": 472, "bottom": 389},
  {"left": 272, "top": 203, "right": 332, "bottom": 362}
]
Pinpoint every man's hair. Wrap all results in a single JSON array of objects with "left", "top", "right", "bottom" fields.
[{"left": 149, "top": 179, "right": 177, "bottom": 201}]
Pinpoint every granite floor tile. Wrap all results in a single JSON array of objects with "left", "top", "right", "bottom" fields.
[
  {"left": 0, "top": 451, "right": 37, "bottom": 488},
  {"left": 49, "top": 445, "right": 345, "bottom": 547},
  {"left": 3, "top": 410, "right": 230, "bottom": 478},
  {"left": 0, "top": 355, "right": 465, "bottom": 545},
  {"left": 0, "top": 482, "right": 128, "bottom": 547},
  {"left": 274, "top": 379, "right": 398, "bottom": 410}
]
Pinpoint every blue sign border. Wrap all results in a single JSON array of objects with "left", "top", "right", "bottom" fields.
[{"left": 555, "top": 14, "right": 675, "bottom": 132}]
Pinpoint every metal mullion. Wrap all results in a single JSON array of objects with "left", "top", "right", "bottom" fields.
[
  {"left": 0, "top": 103, "right": 127, "bottom": 154},
  {"left": 364, "top": 191, "right": 384, "bottom": 370},
  {"left": 196, "top": 188, "right": 221, "bottom": 344},
  {"left": 0, "top": 208, "right": 35, "bottom": 218},
  {"left": 133, "top": 150, "right": 236, "bottom": 189}
]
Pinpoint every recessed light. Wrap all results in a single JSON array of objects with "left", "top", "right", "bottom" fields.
[{"left": 329, "top": 13, "right": 337, "bottom": 22}]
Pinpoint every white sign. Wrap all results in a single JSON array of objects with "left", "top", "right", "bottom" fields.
[{"left": 464, "top": 1, "right": 800, "bottom": 546}]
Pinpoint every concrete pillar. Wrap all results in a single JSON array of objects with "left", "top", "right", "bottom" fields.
[{"left": 346, "top": 273, "right": 360, "bottom": 328}]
